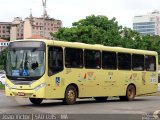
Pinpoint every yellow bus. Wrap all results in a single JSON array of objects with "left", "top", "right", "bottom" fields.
[{"left": 5, "top": 39, "right": 158, "bottom": 105}]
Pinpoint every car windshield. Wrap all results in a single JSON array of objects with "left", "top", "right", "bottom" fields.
[{"left": 6, "top": 49, "right": 45, "bottom": 77}]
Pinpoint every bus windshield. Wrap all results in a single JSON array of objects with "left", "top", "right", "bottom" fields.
[{"left": 6, "top": 48, "right": 45, "bottom": 78}]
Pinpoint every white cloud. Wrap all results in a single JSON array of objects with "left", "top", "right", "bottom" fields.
[{"left": 0, "top": 0, "right": 160, "bottom": 28}]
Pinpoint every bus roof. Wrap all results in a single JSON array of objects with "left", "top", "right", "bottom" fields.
[{"left": 10, "top": 39, "right": 158, "bottom": 55}]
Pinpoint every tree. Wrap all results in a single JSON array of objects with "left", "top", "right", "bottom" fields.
[
  {"left": 0, "top": 48, "right": 8, "bottom": 70},
  {"left": 52, "top": 15, "right": 123, "bottom": 46},
  {"left": 120, "top": 27, "right": 149, "bottom": 49}
]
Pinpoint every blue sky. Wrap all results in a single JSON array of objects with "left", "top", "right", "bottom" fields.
[{"left": 0, "top": 0, "right": 160, "bottom": 28}]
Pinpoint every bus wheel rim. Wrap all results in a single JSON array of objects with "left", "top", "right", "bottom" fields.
[
  {"left": 67, "top": 89, "right": 75, "bottom": 102},
  {"left": 128, "top": 88, "right": 134, "bottom": 98}
]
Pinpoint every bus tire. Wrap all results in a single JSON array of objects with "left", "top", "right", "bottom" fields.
[
  {"left": 63, "top": 85, "right": 77, "bottom": 105},
  {"left": 94, "top": 97, "right": 108, "bottom": 102},
  {"left": 119, "top": 84, "right": 136, "bottom": 101},
  {"left": 29, "top": 98, "right": 43, "bottom": 105}
]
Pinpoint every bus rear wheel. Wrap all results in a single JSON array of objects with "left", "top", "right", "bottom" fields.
[
  {"left": 29, "top": 98, "right": 43, "bottom": 105},
  {"left": 119, "top": 85, "right": 136, "bottom": 101},
  {"left": 63, "top": 85, "right": 77, "bottom": 105},
  {"left": 94, "top": 97, "right": 108, "bottom": 102}
]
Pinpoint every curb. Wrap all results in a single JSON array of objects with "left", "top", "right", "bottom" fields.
[{"left": 142, "top": 92, "right": 160, "bottom": 96}]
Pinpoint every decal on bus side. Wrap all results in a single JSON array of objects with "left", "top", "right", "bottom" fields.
[{"left": 56, "top": 77, "right": 61, "bottom": 86}]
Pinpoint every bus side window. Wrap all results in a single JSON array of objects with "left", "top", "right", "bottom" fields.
[
  {"left": 65, "top": 48, "right": 83, "bottom": 68},
  {"left": 118, "top": 53, "right": 131, "bottom": 70},
  {"left": 132, "top": 54, "right": 144, "bottom": 71},
  {"left": 102, "top": 51, "right": 117, "bottom": 70},
  {"left": 85, "top": 50, "right": 101, "bottom": 69},
  {"left": 145, "top": 55, "right": 156, "bottom": 71},
  {"left": 48, "top": 46, "right": 63, "bottom": 76}
]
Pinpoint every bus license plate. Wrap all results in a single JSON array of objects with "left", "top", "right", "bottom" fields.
[{"left": 17, "top": 92, "right": 25, "bottom": 96}]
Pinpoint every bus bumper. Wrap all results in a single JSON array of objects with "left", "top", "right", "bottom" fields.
[{"left": 5, "top": 87, "right": 45, "bottom": 98}]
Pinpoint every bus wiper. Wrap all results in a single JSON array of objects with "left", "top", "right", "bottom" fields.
[{"left": 31, "top": 48, "right": 37, "bottom": 52}]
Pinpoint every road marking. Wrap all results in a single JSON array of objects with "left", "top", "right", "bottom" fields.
[{"left": 153, "top": 110, "right": 160, "bottom": 119}]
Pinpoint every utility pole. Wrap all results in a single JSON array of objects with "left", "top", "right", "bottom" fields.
[{"left": 42, "top": 0, "right": 47, "bottom": 38}]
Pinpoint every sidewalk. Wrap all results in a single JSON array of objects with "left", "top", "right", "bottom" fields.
[{"left": 0, "top": 89, "right": 5, "bottom": 94}]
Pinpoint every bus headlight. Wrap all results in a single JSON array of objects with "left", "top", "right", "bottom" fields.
[
  {"left": 34, "top": 83, "right": 46, "bottom": 91},
  {"left": 12, "top": 85, "right": 17, "bottom": 89},
  {"left": 5, "top": 83, "right": 11, "bottom": 89}
]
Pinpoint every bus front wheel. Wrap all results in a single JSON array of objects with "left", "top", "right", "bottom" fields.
[
  {"left": 119, "top": 84, "right": 136, "bottom": 101},
  {"left": 63, "top": 85, "right": 77, "bottom": 105},
  {"left": 29, "top": 98, "right": 43, "bottom": 105}
]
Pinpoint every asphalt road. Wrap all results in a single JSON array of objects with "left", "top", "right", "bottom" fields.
[{"left": 0, "top": 90, "right": 160, "bottom": 120}]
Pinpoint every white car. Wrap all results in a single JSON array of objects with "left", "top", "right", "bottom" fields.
[
  {"left": 0, "top": 75, "right": 6, "bottom": 85},
  {"left": 0, "top": 70, "right": 5, "bottom": 77}
]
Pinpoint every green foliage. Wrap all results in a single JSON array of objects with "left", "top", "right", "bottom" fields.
[
  {"left": 0, "top": 84, "right": 5, "bottom": 89},
  {"left": 52, "top": 15, "right": 122, "bottom": 46},
  {"left": 51, "top": 15, "right": 160, "bottom": 63},
  {"left": 0, "top": 48, "right": 8, "bottom": 70}
]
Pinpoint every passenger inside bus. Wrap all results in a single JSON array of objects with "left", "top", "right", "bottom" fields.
[{"left": 31, "top": 62, "right": 39, "bottom": 70}]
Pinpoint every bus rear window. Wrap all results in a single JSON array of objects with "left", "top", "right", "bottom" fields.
[{"left": 145, "top": 56, "right": 156, "bottom": 71}]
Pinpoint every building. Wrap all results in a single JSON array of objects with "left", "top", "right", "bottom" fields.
[
  {"left": 133, "top": 10, "right": 160, "bottom": 36},
  {"left": 23, "top": 16, "right": 62, "bottom": 40},
  {"left": 0, "top": 39, "right": 9, "bottom": 52},
  {"left": 10, "top": 17, "right": 24, "bottom": 41},
  {"left": 0, "top": 22, "right": 11, "bottom": 40},
  {"left": 9, "top": 16, "right": 62, "bottom": 40}
]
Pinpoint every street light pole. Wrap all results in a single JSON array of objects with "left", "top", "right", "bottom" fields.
[{"left": 42, "top": 0, "right": 47, "bottom": 39}]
